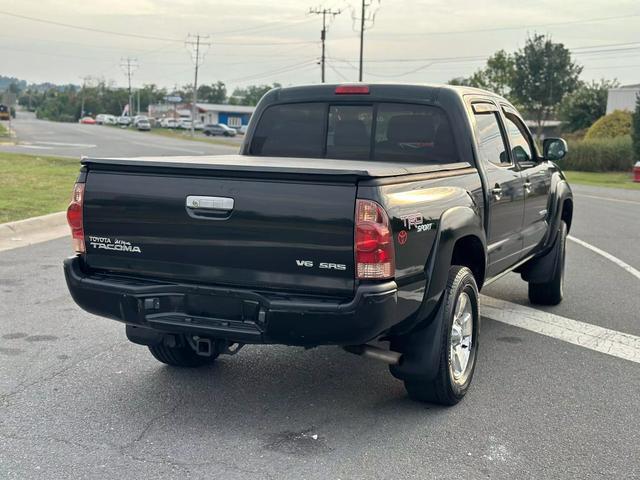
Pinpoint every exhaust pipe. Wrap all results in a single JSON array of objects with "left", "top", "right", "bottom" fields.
[{"left": 344, "top": 344, "right": 402, "bottom": 365}]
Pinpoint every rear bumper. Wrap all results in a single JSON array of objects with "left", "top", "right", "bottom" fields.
[{"left": 64, "top": 256, "right": 399, "bottom": 346}]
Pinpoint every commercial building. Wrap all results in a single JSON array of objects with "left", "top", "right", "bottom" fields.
[
  {"left": 149, "top": 102, "right": 255, "bottom": 127},
  {"left": 194, "top": 103, "right": 255, "bottom": 127},
  {"left": 606, "top": 84, "right": 640, "bottom": 113}
]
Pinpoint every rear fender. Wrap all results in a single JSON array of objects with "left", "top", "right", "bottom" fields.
[{"left": 390, "top": 206, "right": 485, "bottom": 382}]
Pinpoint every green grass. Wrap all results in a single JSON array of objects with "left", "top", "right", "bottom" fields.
[
  {"left": 0, "top": 123, "right": 9, "bottom": 138},
  {"left": 149, "top": 128, "right": 241, "bottom": 148},
  {"left": 564, "top": 170, "right": 640, "bottom": 190},
  {"left": 0, "top": 152, "right": 79, "bottom": 223}
]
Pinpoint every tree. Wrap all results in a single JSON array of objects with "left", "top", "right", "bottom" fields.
[
  {"left": 633, "top": 94, "right": 640, "bottom": 162},
  {"left": 229, "top": 83, "right": 281, "bottom": 106},
  {"left": 512, "top": 34, "right": 582, "bottom": 138},
  {"left": 448, "top": 50, "right": 515, "bottom": 98},
  {"left": 197, "top": 81, "right": 227, "bottom": 104},
  {"left": 558, "top": 80, "right": 618, "bottom": 132}
]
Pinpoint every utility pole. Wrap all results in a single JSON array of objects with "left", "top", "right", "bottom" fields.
[
  {"left": 185, "top": 34, "right": 211, "bottom": 136},
  {"left": 120, "top": 57, "right": 138, "bottom": 122},
  {"left": 359, "top": 0, "right": 366, "bottom": 81},
  {"left": 309, "top": 7, "right": 341, "bottom": 83},
  {"left": 352, "top": 0, "right": 379, "bottom": 81}
]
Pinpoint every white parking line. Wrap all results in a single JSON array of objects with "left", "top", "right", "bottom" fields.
[
  {"left": 481, "top": 296, "right": 640, "bottom": 364},
  {"left": 575, "top": 193, "right": 640, "bottom": 206},
  {"left": 568, "top": 236, "right": 640, "bottom": 281}
]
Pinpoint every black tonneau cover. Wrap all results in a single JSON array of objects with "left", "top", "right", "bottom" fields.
[{"left": 81, "top": 154, "right": 471, "bottom": 179}]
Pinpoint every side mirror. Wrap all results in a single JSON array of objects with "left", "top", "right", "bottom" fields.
[{"left": 543, "top": 137, "right": 568, "bottom": 161}]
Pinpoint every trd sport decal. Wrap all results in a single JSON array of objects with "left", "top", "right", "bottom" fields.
[
  {"left": 88, "top": 236, "right": 142, "bottom": 254},
  {"left": 399, "top": 213, "right": 436, "bottom": 232}
]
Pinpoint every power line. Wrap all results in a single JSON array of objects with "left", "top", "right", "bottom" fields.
[
  {"left": 363, "top": 12, "right": 640, "bottom": 38},
  {"left": 0, "top": 10, "right": 183, "bottom": 43},
  {"left": 185, "top": 34, "right": 211, "bottom": 135},
  {"left": 309, "top": 7, "right": 342, "bottom": 83}
]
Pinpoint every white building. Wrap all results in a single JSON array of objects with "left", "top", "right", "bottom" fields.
[{"left": 606, "top": 84, "right": 640, "bottom": 114}]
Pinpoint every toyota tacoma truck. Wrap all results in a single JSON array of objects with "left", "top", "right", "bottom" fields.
[{"left": 64, "top": 84, "right": 573, "bottom": 405}]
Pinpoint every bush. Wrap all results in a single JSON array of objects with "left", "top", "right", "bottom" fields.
[
  {"left": 633, "top": 95, "right": 640, "bottom": 162},
  {"left": 585, "top": 110, "right": 632, "bottom": 140},
  {"left": 559, "top": 135, "right": 634, "bottom": 172}
]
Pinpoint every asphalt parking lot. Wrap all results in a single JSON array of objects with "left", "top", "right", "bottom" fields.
[
  {"left": 1, "top": 182, "right": 639, "bottom": 479},
  {"left": 0, "top": 112, "right": 240, "bottom": 157}
]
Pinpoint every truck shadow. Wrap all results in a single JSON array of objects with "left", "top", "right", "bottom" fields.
[{"left": 108, "top": 344, "right": 452, "bottom": 458}]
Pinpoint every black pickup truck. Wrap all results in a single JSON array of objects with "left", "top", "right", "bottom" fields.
[{"left": 64, "top": 84, "right": 573, "bottom": 405}]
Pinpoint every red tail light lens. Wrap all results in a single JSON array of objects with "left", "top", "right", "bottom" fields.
[
  {"left": 335, "top": 85, "right": 370, "bottom": 95},
  {"left": 355, "top": 199, "right": 394, "bottom": 279},
  {"left": 67, "top": 183, "right": 85, "bottom": 253}
]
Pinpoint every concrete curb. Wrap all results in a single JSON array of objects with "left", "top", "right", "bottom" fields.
[{"left": 0, "top": 211, "right": 69, "bottom": 252}]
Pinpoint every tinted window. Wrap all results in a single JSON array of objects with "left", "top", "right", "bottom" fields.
[
  {"left": 250, "top": 103, "right": 325, "bottom": 157},
  {"left": 326, "top": 105, "right": 373, "bottom": 160},
  {"left": 503, "top": 113, "right": 533, "bottom": 164},
  {"left": 374, "top": 103, "right": 457, "bottom": 163},
  {"left": 474, "top": 112, "right": 509, "bottom": 166},
  {"left": 251, "top": 102, "right": 458, "bottom": 163}
]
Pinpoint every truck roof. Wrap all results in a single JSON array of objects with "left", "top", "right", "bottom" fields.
[{"left": 262, "top": 82, "right": 507, "bottom": 105}]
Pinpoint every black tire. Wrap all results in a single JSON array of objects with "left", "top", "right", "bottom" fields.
[
  {"left": 404, "top": 266, "right": 479, "bottom": 406},
  {"left": 528, "top": 221, "right": 567, "bottom": 306},
  {"left": 148, "top": 338, "right": 219, "bottom": 367}
]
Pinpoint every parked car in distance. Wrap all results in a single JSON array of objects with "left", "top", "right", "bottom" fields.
[
  {"left": 237, "top": 125, "right": 248, "bottom": 135},
  {"left": 79, "top": 117, "right": 96, "bottom": 125},
  {"left": 103, "top": 114, "right": 117, "bottom": 125},
  {"left": 194, "top": 121, "right": 205, "bottom": 130},
  {"left": 63, "top": 83, "right": 573, "bottom": 406},
  {"left": 203, "top": 123, "right": 237, "bottom": 137},
  {"left": 133, "top": 115, "right": 149, "bottom": 127},
  {"left": 179, "top": 119, "right": 193, "bottom": 130},
  {"left": 95, "top": 114, "right": 107, "bottom": 125},
  {"left": 137, "top": 119, "right": 151, "bottom": 131},
  {"left": 117, "top": 116, "right": 131, "bottom": 126},
  {"left": 159, "top": 118, "right": 173, "bottom": 128}
]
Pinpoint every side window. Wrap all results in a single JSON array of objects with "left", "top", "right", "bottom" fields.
[
  {"left": 503, "top": 113, "right": 534, "bottom": 164},
  {"left": 474, "top": 112, "right": 510, "bottom": 167}
]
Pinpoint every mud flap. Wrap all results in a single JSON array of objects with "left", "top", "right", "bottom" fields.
[
  {"left": 388, "top": 298, "right": 445, "bottom": 383},
  {"left": 519, "top": 228, "right": 562, "bottom": 284}
]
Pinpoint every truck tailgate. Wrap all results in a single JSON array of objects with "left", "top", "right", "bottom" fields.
[{"left": 83, "top": 168, "right": 357, "bottom": 296}]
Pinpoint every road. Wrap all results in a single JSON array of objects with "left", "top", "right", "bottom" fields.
[
  {"left": 0, "top": 187, "right": 640, "bottom": 479},
  {"left": 0, "top": 112, "right": 239, "bottom": 157},
  {"left": 1, "top": 178, "right": 640, "bottom": 476}
]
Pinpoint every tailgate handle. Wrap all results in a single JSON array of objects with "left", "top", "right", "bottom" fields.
[
  {"left": 186, "top": 195, "right": 234, "bottom": 211},
  {"left": 186, "top": 196, "right": 234, "bottom": 220}
]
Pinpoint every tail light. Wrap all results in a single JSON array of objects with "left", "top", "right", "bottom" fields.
[
  {"left": 355, "top": 199, "right": 395, "bottom": 280},
  {"left": 67, "top": 182, "right": 85, "bottom": 253}
]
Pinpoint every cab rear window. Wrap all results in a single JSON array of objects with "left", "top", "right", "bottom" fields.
[{"left": 250, "top": 102, "right": 458, "bottom": 163}]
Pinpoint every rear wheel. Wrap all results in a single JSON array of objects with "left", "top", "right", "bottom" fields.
[
  {"left": 148, "top": 336, "right": 219, "bottom": 367},
  {"left": 528, "top": 221, "right": 567, "bottom": 306},
  {"left": 404, "top": 266, "right": 479, "bottom": 406}
]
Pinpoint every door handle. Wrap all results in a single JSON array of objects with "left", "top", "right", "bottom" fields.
[
  {"left": 491, "top": 184, "right": 503, "bottom": 201},
  {"left": 524, "top": 180, "right": 532, "bottom": 194}
]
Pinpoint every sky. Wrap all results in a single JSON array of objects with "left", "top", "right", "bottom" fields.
[{"left": 1, "top": 0, "right": 639, "bottom": 92}]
